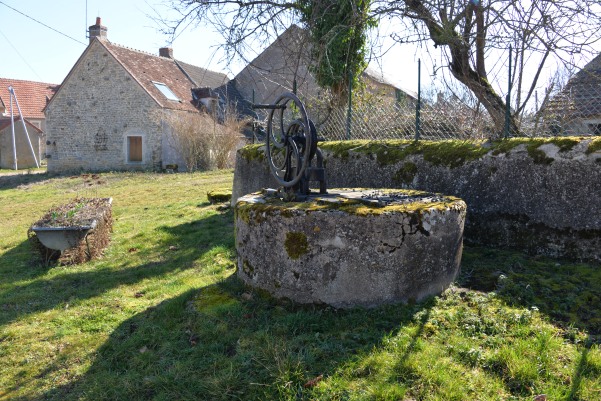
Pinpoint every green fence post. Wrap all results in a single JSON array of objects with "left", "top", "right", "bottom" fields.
[
  {"left": 415, "top": 59, "right": 421, "bottom": 141},
  {"left": 346, "top": 70, "right": 352, "bottom": 140},
  {"left": 504, "top": 46, "right": 512, "bottom": 138}
]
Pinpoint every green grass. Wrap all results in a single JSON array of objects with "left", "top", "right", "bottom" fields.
[
  {"left": 1, "top": 171, "right": 600, "bottom": 400},
  {"left": 0, "top": 166, "right": 47, "bottom": 175}
]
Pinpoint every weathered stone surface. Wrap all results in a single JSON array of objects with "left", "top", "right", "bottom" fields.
[
  {"left": 232, "top": 139, "right": 601, "bottom": 261},
  {"left": 235, "top": 189, "right": 466, "bottom": 308}
]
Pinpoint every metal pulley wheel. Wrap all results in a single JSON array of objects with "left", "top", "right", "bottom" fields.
[{"left": 266, "top": 92, "right": 317, "bottom": 187}]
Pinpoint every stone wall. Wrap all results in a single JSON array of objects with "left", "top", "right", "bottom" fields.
[
  {"left": 232, "top": 137, "right": 601, "bottom": 261},
  {"left": 46, "top": 40, "right": 163, "bottom": 173}
]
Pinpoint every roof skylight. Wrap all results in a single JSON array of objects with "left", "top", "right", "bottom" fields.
[{"left": 152, "top": 81, "right": 179, "bottom": 101}]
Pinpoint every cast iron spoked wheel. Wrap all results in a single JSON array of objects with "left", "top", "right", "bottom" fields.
[{"left": 266, "top": 92, "right": 317, "bottom": 187}]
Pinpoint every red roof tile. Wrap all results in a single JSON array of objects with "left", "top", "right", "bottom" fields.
[
  {"left": 0, "top": 78, "right": 59, "bottom": 119},
  {"left": 100, "top": 41, "right": 228, "bottom": 112}
]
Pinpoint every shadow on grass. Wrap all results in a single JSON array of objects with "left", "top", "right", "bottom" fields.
[
  {"left": 459, "top": 246, "right": 601, "bottom": 337},
  {"left": 38, "top": 275, "right": 431, "bottom": 401},
  {"left": 0, "top": 171, "right": 50, "bottom": 190},
  {"left": 0, "top": 211, "right": 234, "bottom": 328}
]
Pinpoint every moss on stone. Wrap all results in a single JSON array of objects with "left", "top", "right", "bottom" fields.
[
  {"left": 236, "top": 189, "right": 465, "bottom": 220},
  {"left": 322, "top": 139, "right": 489, "bottom": 168},
  {"left": 207, "top": 189, "right": 232, "bottom": 204},
  {"left": 239, "top": 144, "right": 266, "bottom": 162},
  {"left": 586, "top": 137, "right": 601, "bottom": 155},
  {"left": 420, "top": 141, "right": 488, "bottom": 168},
  {"left": 393, "top": 162, "right": 418, "bottom": 184},
  {"left": 319, "top": 140, "right": 373, "bottom": 160},
  {"left": 490, "top": 137, "right": 581, "bottom": 163},
  {"left": 284, "top": 231, "right": 309, "bottom": 259}
]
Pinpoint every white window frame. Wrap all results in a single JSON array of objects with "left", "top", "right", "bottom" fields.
[{"left": 152, "top": 81, "right": 180, "bottom": 101}]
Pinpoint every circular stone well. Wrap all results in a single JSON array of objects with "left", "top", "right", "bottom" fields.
[{"left": 235, "top": 189, "right": 466, "bottom": 308}]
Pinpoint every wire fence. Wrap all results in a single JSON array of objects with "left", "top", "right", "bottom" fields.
[
  {"left": 248, "top": 62, "right": 601, "bottom": 142},
  {"left": 296, "top": 83, "right": 601, "bottom": 141}
]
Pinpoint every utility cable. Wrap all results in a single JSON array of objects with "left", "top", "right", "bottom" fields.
[
  {"left": 0, "top": 27, "right": 43, "bottom": 81},
  {"left": 0, "top": 0, "right": 87, "bottom": 46}
]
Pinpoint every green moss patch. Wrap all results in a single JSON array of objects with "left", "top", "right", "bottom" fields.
[
  {"left": 322, "top": 140, "right": 489, "bottom": 168},
  {"left": 393, "top": 162, "right": 418, "bottom": 184},
  {"left": 207, "top": 189, "right": 232, "bottom": 204},
  {"left": 587, "top": 137, "right": 601, "bottom": 155},
  {"left": 491, "top": 137, "right": 582, "bottom": 164},
  {"left": 284, "top": 231, "right": 309, "bottom": 259},
  {"left": 238, "top": 144, "right": 266, "bottom": 162},
  {"left": 236, "top": 189, "right": 465, "bottom": 225}
]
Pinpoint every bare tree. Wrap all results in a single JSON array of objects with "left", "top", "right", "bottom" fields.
[
  {"left": 162, "top": 0, "right": 601, "bottom": 135},
  {"left": 159, "top": 108, "right": 248, "bottom": 171}
]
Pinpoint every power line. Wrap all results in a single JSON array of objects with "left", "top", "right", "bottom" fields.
[
  {"left": 0, "top": 0, "right": 87, "bottom": 46},
  {"left": 0, "top": 27, "right": 43, "bottom": 80}
]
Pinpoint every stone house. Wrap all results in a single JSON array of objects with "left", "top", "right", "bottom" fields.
[
  {"left": 45, "top": 18, "right": 243, "bottom": 173},
  {"left": 544, "top": 54, "right": 601, "bottom": 135},
  {"left": 232, "top": 25, "right": 416, "bottom": 111},
  {"left": 0, "top": 78, "right": 59, "bottom": 168}
]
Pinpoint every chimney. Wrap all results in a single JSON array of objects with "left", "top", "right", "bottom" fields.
[
  {"left": 88, "top": 17, "right": 107, "bottom": 44},
  {"left": 159, "top": 47, "right": 174, "bottom": 59}
]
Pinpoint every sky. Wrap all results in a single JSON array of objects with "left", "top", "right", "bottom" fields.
[
  {"left": 2, "top": 0, "right": 593, "bottom": 106},
  {"left": 0, "top": 0, "right": 430, "bottom": 93}
]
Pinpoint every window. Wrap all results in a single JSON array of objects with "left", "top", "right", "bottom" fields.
[
  {"left": 127, "top": 136, "right": 142, "bottom": 162},
  {"left": 152, "top": 81, "right": 179, "bottom": 101}
]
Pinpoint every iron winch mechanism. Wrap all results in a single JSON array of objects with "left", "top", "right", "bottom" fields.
[{"left": 253, "top": 92, "right": 326, "bottom": 199}]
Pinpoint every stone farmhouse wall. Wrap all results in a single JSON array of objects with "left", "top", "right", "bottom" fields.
[
  {"left": 45, "top": 40, "right": 163, "bottom": 173},
  {"left": 232, "top": 138, "right": 601, "bottom": 262}
]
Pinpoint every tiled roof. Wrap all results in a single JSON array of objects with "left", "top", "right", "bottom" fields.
[
  {"left": 214, "top": 80, "right": 257, "bottom": 119},
  {"left": 0, "top": 78, "right": 59, "bottom": 119},
  {"left": 100, "top": 41, "right": 228, "bottom": 112},
  {"left": 0, "top": 116, "right": 44, "bottom": 134},
  {"left": 175, "top": 60, "right": 229, "bottom": 88},
  {"left": 546, "top": 54, "right": 601, "bottom": 118}
]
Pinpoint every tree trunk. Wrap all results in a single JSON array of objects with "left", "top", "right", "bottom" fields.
[{"left": 404, "top": 0, "right": 520, "bottom": 136}]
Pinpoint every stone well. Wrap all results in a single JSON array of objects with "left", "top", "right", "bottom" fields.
[{"left": 235, "top": 189, "right": 467, "bottom": 308}]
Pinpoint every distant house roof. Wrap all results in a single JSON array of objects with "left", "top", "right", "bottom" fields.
[
  {"left": 0, "top": 116, "right": 44, "bottom": 134},
  {"left": 546, "top": 54, "right": 601, "bottom": 118},
  {"left": 47, "top": 38, "right": 232, "bottom": 114},
  {"left": 101, "top": 41, "right": 228, "bottom": 113},
  {"left": 234, "top": 25, "right": 416, "bottom": 104},
  {"left": 175, "top": 59, "right": 229, "bottom": 88},
  {"left": 363, "top": 66, "right": 418, "bottom": 100},
  {"left": 0, "top": 78, "right": 59, "bottom": 119}
]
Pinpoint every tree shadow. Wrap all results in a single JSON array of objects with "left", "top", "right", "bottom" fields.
[
  {"left": 36, "top": 275, "right": 431, "bottom": 401},
  {"left": 459, "top": 246, "right": 601, "bottom": 337},
  {"left": 0, "top": 171, "right": 51, "bottom": 190},
  {"left": 0, "top": 212, "right": 234, "bottom": 328}
]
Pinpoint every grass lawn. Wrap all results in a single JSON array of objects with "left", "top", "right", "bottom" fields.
[{"left": 0, "top": 170, "right": 599, "bottom": 401}]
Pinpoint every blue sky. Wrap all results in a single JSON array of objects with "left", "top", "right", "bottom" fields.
[
  {"left": 0, "top": 0, "right": 429, "bottom": 93},
  {"left": 0, "top": 0, "right": 246, "bottom": 84}
]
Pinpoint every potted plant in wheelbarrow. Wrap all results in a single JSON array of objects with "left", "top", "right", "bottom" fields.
[{"left": 29, "top": 197, "right": 113, "bottom": 264}]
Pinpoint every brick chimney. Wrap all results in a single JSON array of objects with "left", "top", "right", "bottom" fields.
[
  {"left": 88, "top": 17, "right": 107, "bottom": 44},
  {"left": 159, "top": 47, "right": 174, "bottom": 59}
]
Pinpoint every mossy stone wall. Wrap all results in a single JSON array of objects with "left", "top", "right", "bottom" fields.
[{"left": 232, "top": 138, "right": 601, "bottom": 261}]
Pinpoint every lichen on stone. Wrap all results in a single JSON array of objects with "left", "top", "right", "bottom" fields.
[{"left": 284, "top": 231, "right": 309, "bottom": 259}]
